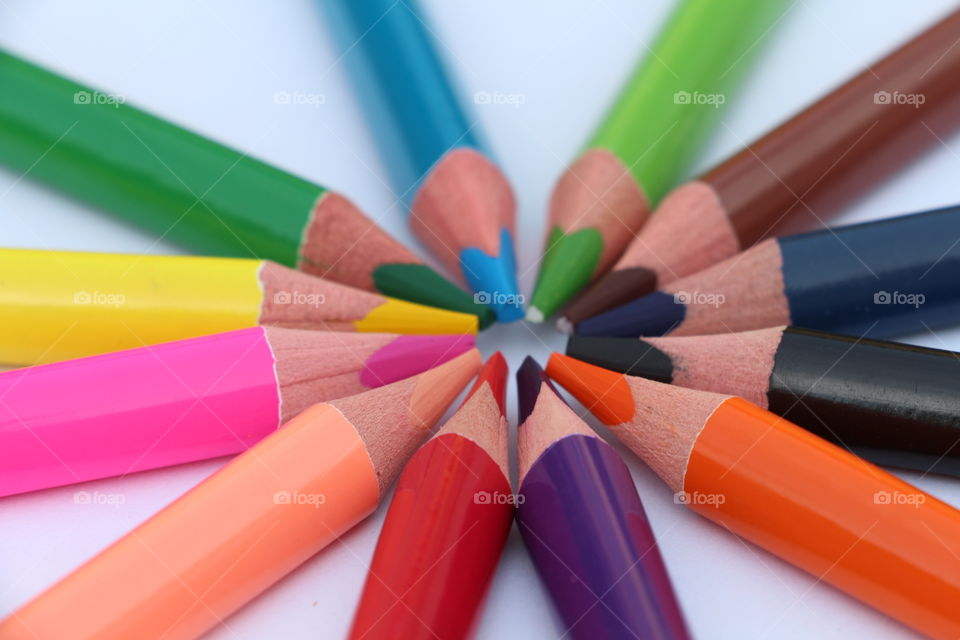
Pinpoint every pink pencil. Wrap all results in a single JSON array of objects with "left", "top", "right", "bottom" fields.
[{"left": 0, "top": 327, "right": 474, "bottom": 496}]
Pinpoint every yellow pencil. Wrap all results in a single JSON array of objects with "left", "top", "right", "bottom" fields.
[{"left": 0, "top": 248, "right": 477, "bottom": 365}]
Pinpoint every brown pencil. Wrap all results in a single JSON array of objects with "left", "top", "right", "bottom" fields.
[{"left": 561, "top": 8, "right": 960, "bottom": 328}]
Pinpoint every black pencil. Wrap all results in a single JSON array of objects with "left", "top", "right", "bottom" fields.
[{"left": 567, "top": 327, "right": 960, "bottom": 476}]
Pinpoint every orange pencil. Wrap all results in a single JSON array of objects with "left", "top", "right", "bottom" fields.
[
  {"left": 0, "top": 349, "right": 481, "bottom": 640},
  {"left": 547, "top": 353, "right": 960, "bottom": 640}
]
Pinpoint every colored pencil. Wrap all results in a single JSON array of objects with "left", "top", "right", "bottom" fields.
[
  {"left": 0, "top": 248, "right": 478, "bottom": 365},
  {"left": 516, "top": 357, "right": 690, "bottom": 640},
  {"left": 0, "top": 50, "right": 494, "bottom": 328},
  {"left": 576, "top": 204, "right": 960, "bottom": 338},
  {"left": 567, "top": 327, "right": 960, "bottom": 476},
  {"left": 0, "top": 349, "right": 481, "bottom": 640},
  {"left": 349, "top": 353, "right": 511, "bottom": 640},
  {"left": 322, "top": 0, "right": 522, "bottom": 322},
  {"left": 561, "top": 8, "right": 960, "bottom": 328},
  {"left": 525, "top": 0, "right": 790, "bottom": 323},
  {"left": 0, "top": 327, "right": 475, "bottom": 496},
  {"left": 547, "top": 353, "right": 960, "bottom": 639}
]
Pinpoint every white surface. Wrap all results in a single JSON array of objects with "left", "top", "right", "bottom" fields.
[{"left": 1, "top": 1, "right": 960, "bottom": 638}]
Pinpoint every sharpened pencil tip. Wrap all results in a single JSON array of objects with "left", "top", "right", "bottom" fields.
[
  {"left": 576, "top": 291, "right": 683, "bottom": 337},
  {"left": 555, "top": 317, "right": 573, "bottom": 335},
  {"left": 525, "top": 307, "right": 545, "bottom": 324}
]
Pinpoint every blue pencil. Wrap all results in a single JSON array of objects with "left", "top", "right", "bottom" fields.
[
  {"left": 574, "top": 205, "right": 960, "bottom": 339},
  {"left": 321, "top": 0, "right": 522, "bottom": 322}
]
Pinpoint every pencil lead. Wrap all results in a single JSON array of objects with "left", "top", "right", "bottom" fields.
[
  {"left": 576, "top": 291, "right": 684, "bottom": 337},
  {"left": 565, "top": 336, "right": 674, "bottom": 384},
  {"left": 331, "top": 348, "right": 482, "bottom": 492},
  {"left": 359, "top": 334, "right": 476, "bottom": 387},
  {"left": 463, "top": 351, "right": 508, "bottom": 416},
  {"left": 516, "top": 356, "right": 566, "bottom": 425},
  {"left": 525, "top": 306, "right": 545, "bottom": 324},
  {"left": 300, "top": 192, "right": 496, "bottom": 329},
  {"left": 545, "top": 353, "right": 635, "bottom": 425}
]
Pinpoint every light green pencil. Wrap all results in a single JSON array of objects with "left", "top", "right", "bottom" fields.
[{"left": 526, "top": 0, "right": 790, "bottom": 322}]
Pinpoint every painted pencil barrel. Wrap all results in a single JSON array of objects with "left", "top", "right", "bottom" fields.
[
  {"left": 0, "top": 403, "right": 380, "bottom": 640},
  {"left": 590, "top": 0, "right": 788, "bottom": 203},
  {"left": 519, "top": 435, "right": 690, "bottom": 640},
  {"left": 583, "top": 204, "right": 960, "bottom": 338},
  {"left": 0, "top": 50, "right": 320, "bottom": 264},
  {"left": 766, "top": 328, "right": 960, "bottom": 476},
  {"left": 0, "top": 327, "right": 279, "bottom": 496},
  {"left": 687, "top": 398, "right": 960, "bottom": 639},
  {"left": 710, "top": 8, "right": 960, "bottom": 244},
  {"left": 777, "top": 205, "right": 960, "bottom": 338},
  {"left": 322, "top": 0, "right": 522, "bottom": 324},
  {"left": 0, "top": 249, "right": 263, "bottom": 365},
  {"left": 322, "top": 0, "right": 482, "bottom": 197},
  {"left": 350, "top": 434, "right": 513, "bottom": 640},
  {"left": 565, "top": 328, "right": 960, "bottom": 476}
]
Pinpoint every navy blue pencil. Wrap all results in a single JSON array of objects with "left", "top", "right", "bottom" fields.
[{"left": 574, "top": 205, "right": 960, "bottom": 339}]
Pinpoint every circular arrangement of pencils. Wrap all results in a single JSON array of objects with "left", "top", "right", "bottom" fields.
[{"left": 2, "top": 2, "right": 960, "bottom": 639}]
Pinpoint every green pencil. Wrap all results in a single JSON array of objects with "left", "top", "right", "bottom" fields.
[
  {"left": 526, "top": 0, "right": 790, "bottom": 322},
  {"left": 0, "top": 50, "right": 495, "bottom": 328}
]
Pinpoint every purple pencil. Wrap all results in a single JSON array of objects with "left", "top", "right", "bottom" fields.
[{"left": 516, "top": 356, "right": 690, "bottom": 640}]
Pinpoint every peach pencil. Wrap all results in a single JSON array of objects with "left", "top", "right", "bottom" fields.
[{"left": 0, "top": 349, "right": 481, "bottom": 640}]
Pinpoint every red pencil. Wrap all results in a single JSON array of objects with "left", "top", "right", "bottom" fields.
[{"left": 348, "top": 353, "right": 512, "bottom": 640}]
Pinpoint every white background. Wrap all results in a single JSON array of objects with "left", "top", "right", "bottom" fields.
[{"left": 2, "top": 1, "right": 960, "bottom": 638}]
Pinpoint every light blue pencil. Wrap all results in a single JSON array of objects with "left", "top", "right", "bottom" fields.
[{"left": 322, "top": 0, "right": 523, "bottom": 322}]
